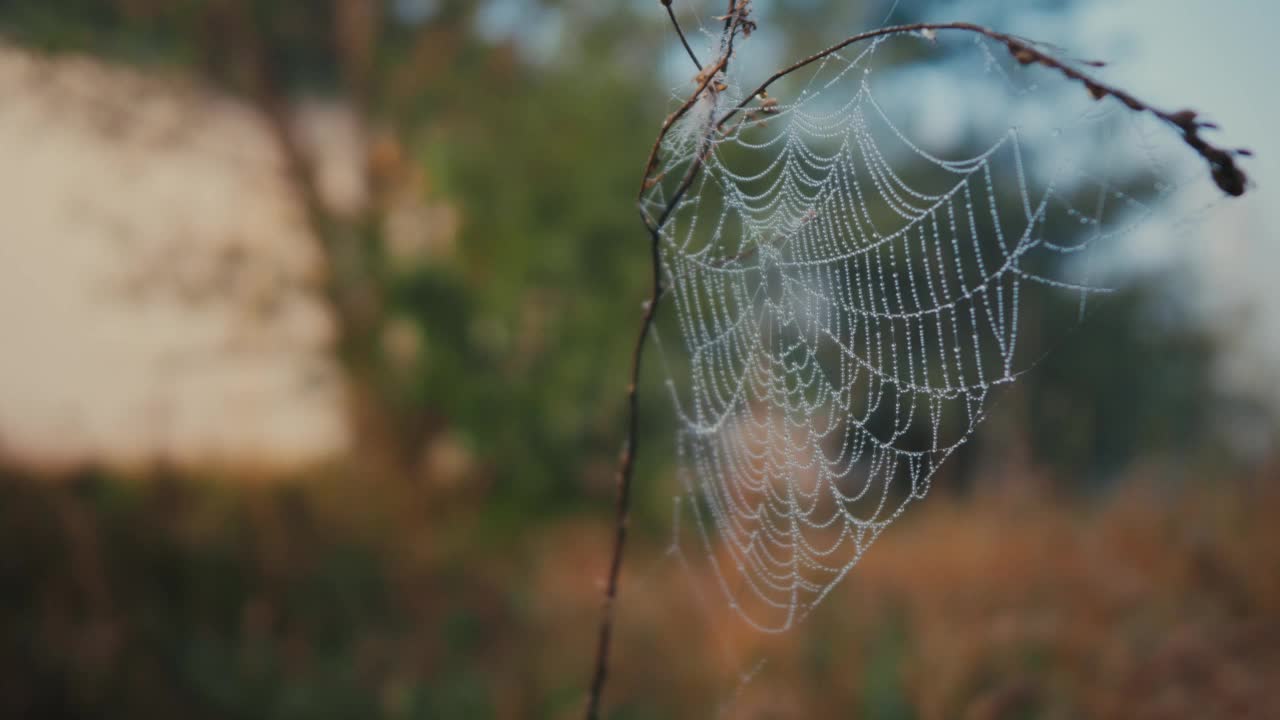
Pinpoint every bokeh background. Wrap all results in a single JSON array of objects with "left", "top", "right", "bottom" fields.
[{"left": 1, "top": 1, "right": 1277, "bottom": 718}]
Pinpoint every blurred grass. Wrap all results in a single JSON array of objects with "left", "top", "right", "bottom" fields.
[{"left": 3, "top": 465, "right": 1277, "bottom": 719}]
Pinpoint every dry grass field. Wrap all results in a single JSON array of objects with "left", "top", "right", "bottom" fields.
[{"left": 3, "top": 463, "right": 1276, "bottom": 719}]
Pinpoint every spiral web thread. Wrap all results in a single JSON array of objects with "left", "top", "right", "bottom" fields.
[{"left": 641, "top": 30, "right": 1183, "bottom": 633}]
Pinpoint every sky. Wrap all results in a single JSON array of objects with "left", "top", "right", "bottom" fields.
[
  {"left": 1066, "top": 0, "right": 1280, "bottom": 415},
  {"left": 806, "top": 0, "right": 1280, "bottom": 416}
]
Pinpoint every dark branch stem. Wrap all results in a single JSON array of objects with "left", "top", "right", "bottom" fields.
[
  {"left": 664, "top": 1, "right": 702, "bottom": 70},
  {"left": 583, "top": 222, "right": 664, "bottom": 720},
  {"left": 585, "top": 10, "right": 748, "bottom": 718},
  {"left": 636, "top": 52, "right": 729, "bottom": 209},
  {"left": 720, "top": 22, "right": 1249, "bottom": 196}
]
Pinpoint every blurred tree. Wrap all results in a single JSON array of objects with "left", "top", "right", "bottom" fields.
[{"left": 0, "top": 0, "right": 1233, "bottom": 512}]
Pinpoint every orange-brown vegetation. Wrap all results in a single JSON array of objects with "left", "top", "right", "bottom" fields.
[{"left": 2, "top": 463, "right": 1277, "bottom": 719}]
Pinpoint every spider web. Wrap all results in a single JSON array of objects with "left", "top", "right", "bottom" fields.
[{"left": 641, "top": 27, "right": 1202, "bottom": 633}]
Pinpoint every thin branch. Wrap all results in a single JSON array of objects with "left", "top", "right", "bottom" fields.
[
  {"left": 636, "top": 52, "right": 729, "bottom": 213},
  {"left": 583, "top": 220, "right": 663, "bottom": 720},
  {"left": 586, "top": 10, "right": 751, "bottom": 719},
  {"left": 640, "top": 22, "right": 1250, "bottom": 271},
  {"left": 662, "top": 0, "right": 703, "bottom": 70},
  {"left": 721, "top": 22, "right": 1251, "bottom": 196}
]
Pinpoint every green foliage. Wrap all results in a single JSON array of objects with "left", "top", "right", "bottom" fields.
[
  {"left": 862, "top": 619, "right": 917, "bottom": 720},
  {"left": 0, "top": 0, "right": 204, "bottom": 65},
  {"left": 1029, "top": 288, "right": 1215, "bottom": 482},
  {"left": 395, "top": 49, "right": 663, "bottom": 508}
]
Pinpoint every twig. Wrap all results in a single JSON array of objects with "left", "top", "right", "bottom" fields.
[
  {"left": 721, "top": 22, "right": 1250, "bottom": 196},
  {"left": 586, "top": 12, "right": 751, "bottom": 720},
  {"left": 637, "top": 45, "right": 730, "bottom": 205},
  {"left": 662, "top": 0, "right": 703, "bottom": 70},
  {"left": 588, "top": 13, "right": 1251, "bottom": 720},
  {"left": 582, "top": 220, "right": 663, "bottom": 720}
]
